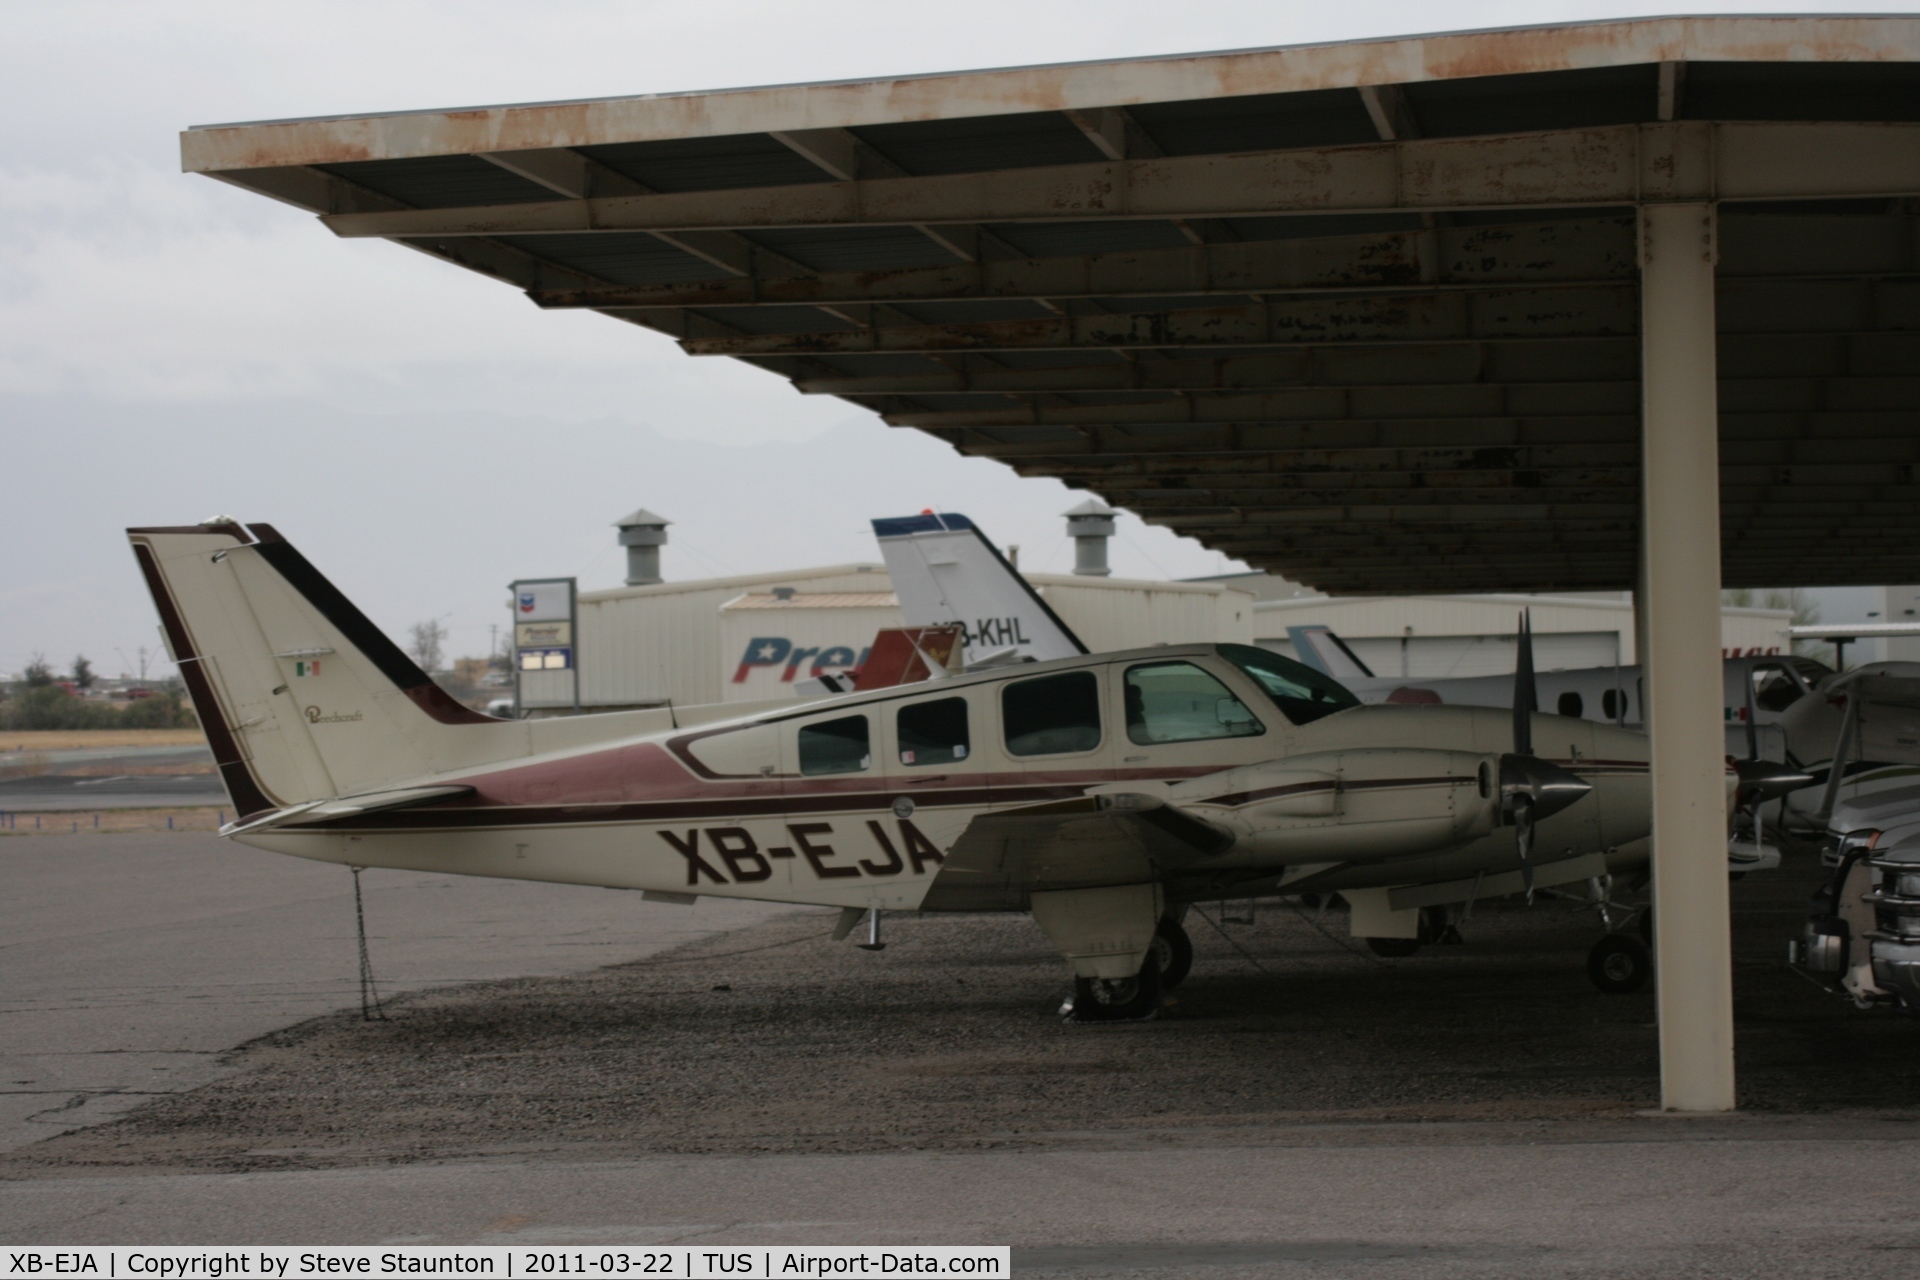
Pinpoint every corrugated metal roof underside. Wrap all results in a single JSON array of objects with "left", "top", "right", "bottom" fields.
[{"left": 201, "top": 39, "right": 1920, "bottom": 593}]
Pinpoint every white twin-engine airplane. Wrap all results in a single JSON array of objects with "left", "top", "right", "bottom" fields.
[{"left": 134, "top": 519, "right": 1673, "bottom": 1020}]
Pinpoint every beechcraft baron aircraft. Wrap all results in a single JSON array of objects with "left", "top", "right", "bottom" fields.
[{"left": 136, "top": 518, "right": 1719, "bottom": 1017}]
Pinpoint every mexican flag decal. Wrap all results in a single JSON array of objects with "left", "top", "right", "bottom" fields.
[{"left": 295, "top": 659, "right": 321, "bottom": 677}]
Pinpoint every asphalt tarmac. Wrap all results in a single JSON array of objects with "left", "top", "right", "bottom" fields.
[
  {"left": 5, "top": 1130, "right": 1920, "bottom": 1275},
  {"left": 4, "top": 832, "right": 1918, "bottom": 1274},
  {"left": 0, "top": 832, "right": 783, "bottom": 1153},
  {"left": 0, "top": 743, "right": 222, "bottom": 811},
  {"left": 0, "top": 773, "right": 227, "bottom": 810}
]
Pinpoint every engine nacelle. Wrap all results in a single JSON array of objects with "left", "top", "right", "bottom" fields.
[{"left": 1173, "top": 748, "right": 1504, "bottom": 868}]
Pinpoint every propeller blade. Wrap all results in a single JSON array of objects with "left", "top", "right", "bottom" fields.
[
  {"left": 1514, "top": 795, "right": 1536, "bottom": 903},
  {"left": 1743, "top": 665, "right": 1760, "bottom": 762},
  {"left": 1512, "top": 610, "right": 1537, "bottom": 757},
  {"left": 1733, "top": 757, "right": 1818, "bottom": 802}
]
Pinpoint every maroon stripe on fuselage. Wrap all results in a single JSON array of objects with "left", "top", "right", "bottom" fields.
[
  {"left": 301, "top": 782, "right": 1090, "bottom": 831},
  {"left": 1203, "top": 779, "right": 1341, "bottom": 808}
]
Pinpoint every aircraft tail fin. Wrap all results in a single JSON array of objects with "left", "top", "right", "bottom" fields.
[
  {"left": 129, "top": 521, "right": 517, "bottom": 820},
  {"left": 872, "top": 512, "right": 1085, "bottom": 667},
  {"left": 1285, "top": 625, "right": 1376, "bottom": 680}
]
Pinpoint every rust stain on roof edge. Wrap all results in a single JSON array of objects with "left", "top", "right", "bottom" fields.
[{"left": 180, "top": 15, "right": 1920, "bottom": 173}]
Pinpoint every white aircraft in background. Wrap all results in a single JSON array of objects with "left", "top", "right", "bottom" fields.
[
  {"left": 1284, "top": 624, "right": 1831, "bottom": 738},
  {"left": 1791, "top": 666, "right": 1920, "bottom": 1014},
  {"left": 1771, "top": 663, "right": 1920, "bottom": 829},
  {"left": 875, "top": 511, "right": 1811, "bottom": 871},
  {"left": 131, "top": 518, "right": 1667, "bottom": 1019}
]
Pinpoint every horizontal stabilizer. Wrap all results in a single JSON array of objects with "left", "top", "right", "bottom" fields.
[{"left": 222, "top": 784, "right": 475, "bottom": 835}]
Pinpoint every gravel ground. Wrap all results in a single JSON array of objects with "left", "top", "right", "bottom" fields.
[{"left": 7, "top": 847, "right": 1917, "bottom": 1177}]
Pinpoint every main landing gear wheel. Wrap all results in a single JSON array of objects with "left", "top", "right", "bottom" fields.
[
  {"left": 1587, "top": 933, "right": 1653, "bottom": 994},
  {"left": 1365, "top": 936, "right": 1422, "bottom": 958},
  {"left": 1151, "top": 916, "right": 1194, "bottom": 990},
  {"left": 1068, "top": 953, "right": 1164, "bottom": 1023}
]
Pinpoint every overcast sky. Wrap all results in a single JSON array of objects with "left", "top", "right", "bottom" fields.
[{"left": 1, "top": 0, "right": 1902, "bottom": 679}]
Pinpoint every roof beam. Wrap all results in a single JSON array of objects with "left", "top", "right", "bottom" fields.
[
  {"left": 473, "top": 146, "right": 825, "bottom": 281},
  {"left": 318, "top": 124, "right": 1920, "bottom": 240},
  {"left": 1136, "top": 502, "right": 1638, "bottom": 524},
  {"left": 676, "top": 286, "right": 1637, "bottom": 356},
  {"left": 767, "top": 126, "right": 984, "bottom": 264},
  {"left": 799, "top": 347, "right": 1915, "bottom": 397},
  {"left": 1357, "top": 84, "right": 1417, "bottom": 142},
  {"left": 1657, "top": 61, "right": 1688, "bottom": 123},
  {"left": 528, "top": 218, "right": 1638, "bottom": 310},
  {"left": 879, "top": 374, "right": 1920, "bottom": 424},
  {"left": 1017, "top": 452, "right": 1918, "bottom": 483},
  {"left": 1060, "top": 105, "right": 1210, "bottom": 244},
  {"left": 881, "top": 382, "right": 1639, "bottom": 428}
]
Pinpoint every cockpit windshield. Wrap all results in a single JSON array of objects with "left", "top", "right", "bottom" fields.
[{"left": 1218, "top": 643, "right": 1362, "bottom": 726}]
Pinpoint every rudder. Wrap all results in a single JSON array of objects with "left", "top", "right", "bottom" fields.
[{"left": 130, "top": 520, "right": 517, "bottom": 819}]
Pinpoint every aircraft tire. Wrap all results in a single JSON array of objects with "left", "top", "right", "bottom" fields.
[
  {"left": 1587, "top": 933, "right": 1652, "bottom": 995},
  {"left": 1068, "top": 953, "right": 1164, "bottom": 1022},
  {"left": 1152, "top": 916, "right": 1194, "bottom": 990},
  {"left": 1365, "top": 937, "right": 1422, "bottom": 958}
]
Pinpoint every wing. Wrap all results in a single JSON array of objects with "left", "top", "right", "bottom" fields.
[{"left": 919, "top": 793, "right": 1233, "bottom": 911}]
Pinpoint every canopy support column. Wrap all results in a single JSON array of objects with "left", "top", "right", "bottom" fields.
[{"left": 1639, "top": 201, "right": 1735, "bottom": 1112}]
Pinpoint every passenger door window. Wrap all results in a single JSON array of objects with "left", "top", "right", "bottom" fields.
[
  {"left": 898, "top": 696, "right": 969, "bottom": 767},
  {"left": 798, "top": 715, "right": 870, "bottom": 776},
  {"left": 1124, "top": 662, "right": 1265, "bottom": 745},
  {"left": 1002, "top": 671, "right": 1102, "bottom": 757}
]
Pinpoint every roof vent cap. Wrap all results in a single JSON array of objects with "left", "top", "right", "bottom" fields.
[{"left": 615, "top": 507, "right": 671, "bottom": 585}]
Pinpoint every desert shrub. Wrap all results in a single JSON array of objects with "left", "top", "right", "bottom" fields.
[
  {"left": 119, "top": 691, "right": 195, "bottom": 729},
  {"left": 0, "top": 687, "right": 198, "bottom": 731}
]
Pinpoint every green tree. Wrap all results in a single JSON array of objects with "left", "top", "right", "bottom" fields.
[
  {"left": 23, "top": 655, "right": 54, "bottom": 687},
  {"left": 71, "top": 655, "right": 95, "bottom": 689}
]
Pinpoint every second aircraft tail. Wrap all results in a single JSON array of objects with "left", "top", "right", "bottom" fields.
[{"left": 872, "top": 512, "right": 1086, "bottom": 667}]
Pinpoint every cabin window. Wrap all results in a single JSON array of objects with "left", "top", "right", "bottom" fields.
[
  {"left": 1124, "top": 662, "right": 1265, "bottom": 745},
  {"left": 798, "top": 715, "right": 870, "bottom": 776},
  {"left": 1557, "top": 691, "right": 1584, "bottom": 718},
  {"left": 1601, "top": 688, "right": 1627, "bottom": 721},
  {"left": 898, "top": 697, "right": 969, "bottom": 767},
  {"left": 1002, "top": 671, "right": 1102, "bottom": 756},
  {"left": 1218, "top": 643, "right": 1360, "bottom": 726}
]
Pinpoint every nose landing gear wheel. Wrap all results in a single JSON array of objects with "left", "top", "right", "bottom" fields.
[
  {"left": 1587, "top": 933, "right": 1652, "bottom": 994},
  {"left": 1151, "top": 915, "right": 1194, "bottom": 990},
  {"left": 1068, "top": 953, "right": 1164, "bottom": 1022}
]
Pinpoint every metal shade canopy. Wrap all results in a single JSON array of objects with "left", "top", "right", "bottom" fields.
[
  {"left": 182, "top": 14, "right": 1920, "bottom": 1116},
  {"left": 184, "top": 14, "right": 1920, "bottom": 595}
]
